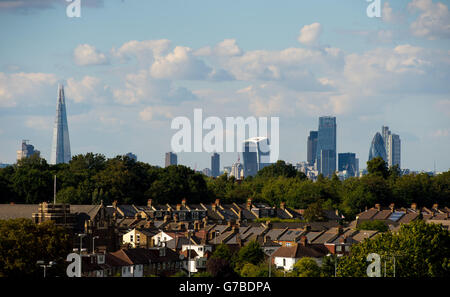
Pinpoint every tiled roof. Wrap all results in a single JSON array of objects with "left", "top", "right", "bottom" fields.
[
  {"left": 0, "top": 204, "right": 37, "bottom": 220},
  {"left": 271, "top": 244, "right": 325, "bottom": 259}
]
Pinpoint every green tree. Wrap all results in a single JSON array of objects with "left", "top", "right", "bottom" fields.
[
  {"left": 0, "top": 219, "right": 72, "bottom": 277},
  {"left": 367, "top": 157, "right": 389, "bottom": 179},
  {"left": 292, "top": 257, "right": 322, "bottom": 277},
  {"left": 356, "top": 220, "right": 388, "bottom": 232},
  {"left": 303, "top": 201, "right": 326, "bottom": 222},
  {"left": 236, "top": 241, "right": 265, "bottom": 271},
  {"left": 337, "top": 220, "right": 450, "bottom": 277},
  {"left": 240, "top": 262, "right": 270, "bottom": 277}
]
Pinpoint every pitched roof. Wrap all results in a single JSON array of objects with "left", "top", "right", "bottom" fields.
[
  {"left": 271, "top": 244, "right": 325, "bottom": 259},
  {"left": 0, "top": 204, "right": 37, "bottom": 220}
]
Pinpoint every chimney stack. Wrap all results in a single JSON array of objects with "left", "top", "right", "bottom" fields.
[
  {"left": 147, "top": 199, "right": 153, "bottom": 208},
  {"left": 411, "top": 203, "right": 417, "bottom": 211},
  {"left": 176, "top": 204, "right": 181, "bottom": 211},
  {"left": 163, "top": 214, "right": 171, "bottom": 223},
  {"left": 389, "top": 203, "right": 395, "bottom": 212},
  {"left": 212, "top": 203, "right": 217, "bottom": 212},
  {"left": 300, "top": 236, "right": 308, "bottom": 246},
  {"left": 182, "top": 198, "right": 187, "bottom": 207},
  {"left": 112, "top": 200, "right": 118, "bottom": 209},
  {"left": 304, "top": 224, "right": 311, "bottom": 232},
  {"left": 280, "top": 201, "right": 286, "bottom": 210},
  {"left": 247, "top": 198, "right": 253, "bottom": 210},
  {"left": 215, "top": 199, "right": 220, "bottom": 206},
  {"left": 375, "top": 204, "right": 381, "bottom": 211},
  {"left": 432, "top": 204, "right": 438, "bottom": 210},
  {"left": 336, "top": 226, "right": 343, "bottom": 235},
  {"left": 173, "top": 213, "right": 179, "bottom": 223}
]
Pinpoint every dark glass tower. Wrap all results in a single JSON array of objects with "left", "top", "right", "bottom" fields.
[
  {"left": 50, "top": 84, "right": 71, "bottom": 164},
  {"left": 242, "top": 137, "right": 271, "bottom": 177},
  {"left": 307, "top": 131, "right": 318, "bottom": 166},
  {"left": 338, "top": 152, "right": 357, "bottom": 177},
  {"left": 211, "top": 153, "right": 220, "bottom": 177},
  {"left": 165, "top": 152, "right": 177, "bottom": 167},
  {"left": 368, "top": 132, "right": 387, "bottom": 162},
  {"left": 316, "top": 116, "right": 336, "bottom": 178}
]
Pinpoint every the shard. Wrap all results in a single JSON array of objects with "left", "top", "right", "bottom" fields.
[{"left": 50, "top": 84, "right": 71, "bottom": 164}]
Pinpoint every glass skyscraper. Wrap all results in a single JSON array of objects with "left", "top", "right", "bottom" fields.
[
  {"left": 338, "top": 152, "right": 357, "bottom": 177},
  {"left": 165, "top": 152, "right": 177, "bottom": 167},
  {"left": 368, "top": 132, "right": 387, "bottom": 162},
  {"left": 211, "top": 153, "right": 220, "bottom": 177},
  {"left": 242, "top": 137, "right": 271, "bottom": 177},
  {"left": 307, "top": 131, "right": 318, "bottom": 166},
  {"left": 50, "top": 84, "right": 71, "bottom": 165},
  {"left": 316, "top": 116, "right": 336, "bottom": 178}
]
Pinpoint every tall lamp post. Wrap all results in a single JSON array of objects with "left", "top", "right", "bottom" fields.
[
  {"left": 36, "top": 261, "right": 55, "bottom": 278},
  {"left": 188, "top": 229, "right": 193, "bottom": 277},
  {"left": 92, "top": 236, "right": 99, "bottom": 254}
]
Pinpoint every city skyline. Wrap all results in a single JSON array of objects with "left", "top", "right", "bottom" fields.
[{"left": 0, "top": 1, "right": 449, "bottom": 172}]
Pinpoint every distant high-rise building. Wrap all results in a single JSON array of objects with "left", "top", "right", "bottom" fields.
[
  {"left": 380, "top": 126, "right": 401, "bottom": 168},
  {"left": 17, "top": 140, "right": 40, "bottom": 161},
  {"left": 242, "top": 137, "right": 271, "bottom": 177},
  {"left": 125, "top": 152, "right": 137, "bottom": 161},
  {"left": 50, "top": 84, "right": 71, "bottom": 164},
  {"left": 388, "top": 134, "right": 401, "bottom": 168},
  {"left": 338, "top": 152, "right": 357, "bottom": 177},
  {"left": 307, "top": 131, "right": 318, "bottom": 166},
  {"left": 368, "top": 132, "right": 387, "bottom": 163},
  {"left": 231, "top": 155, "right": 244, "bottom": 180},
  {"left": 211, "top": 153, "right": 220, "bottom": 177},
  {"left": 202, "top": 168, "right": 211, "bottom": 177},
  {"left": 320, "top": 149, "right": 336, "bottom": 178},
  {"left": 165, "top": 152, "right": 177, "bottom": 167},
  {"left": 316, "top": 116, "right": 336, "bottom": 178}
]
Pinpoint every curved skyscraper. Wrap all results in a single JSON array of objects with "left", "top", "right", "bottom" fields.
[
  {"left": 368, "top": 132, "right": 387, "bottom": 162},
  {"left": 50, "top": 84, "right": 71, "bottom": 164},
  {"left": 242, "top": 137, "right": 271, "bottom": 177}
]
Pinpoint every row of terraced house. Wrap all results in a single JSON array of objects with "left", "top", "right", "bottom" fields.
[{"left": 0, "top": 199, "right": 448, "bottom": 276}]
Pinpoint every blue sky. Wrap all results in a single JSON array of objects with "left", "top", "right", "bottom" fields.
[{"left": 0, "top": 0, "right": 449, "bottom": 172}]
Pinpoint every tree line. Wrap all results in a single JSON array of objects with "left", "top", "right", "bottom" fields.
[{"left": 0, "top": 153, "right": 448, "bottom": 220}]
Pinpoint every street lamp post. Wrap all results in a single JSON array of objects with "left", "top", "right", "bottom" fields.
[
  {"left": 188, "top": 229, "right": 193, "bottom": 277},
  {"left": 92, "top": 236, "right": 99, "bottom": 254},
  {"left": 36, "top": 261, "right": 55, "bottom": 278},
  {"left": 78, "top": 233, "right": 86, "bottom": 255}
]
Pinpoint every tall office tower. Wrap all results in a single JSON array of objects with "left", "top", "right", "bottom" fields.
[
  {"left": 388, "top": 134, "right": 401, "bottom": 168},
  {"left": 381, "top": 126, "right": 390, "bottom": 148},
  {"left": 242, "top": 137, "right": 271, "bottom": 177},
  {"left": 320, "top": 150, "right": 336, "bottom": 178},
  {"left": 307, "top": 131, "right": 318, "bottom": 166},
  {"left": 211, "top": 153, "right": 220, "bottom": 177},
  {"left": 50, "top": 84, "right": 71, "bottom": 165},
  {"left": 368, "top": 132, "right": 387, "bottom": 163},
  {"left": 338, "top": 152, "right": 357, "bottom": 177},
  {"left": 316, "top": 116, "right": 336, "bottom": 178},
  {"left": 17, "top": 140, "right": 40, "bottom": 161},
  {"left": 165, "top": 152, "right": 177, "bottom": 167},
  {"left": 231, "top": 157, "right": 244, "bottom": 180}
]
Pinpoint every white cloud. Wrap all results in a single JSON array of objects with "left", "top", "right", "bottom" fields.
[
  {"left": 66, "top": 76, "right": 108, "bottom": 103},
  {"left": 408, "top": 0, "right": 450, "bottom": 40},
  {"left": 297, "top": 22, "right": 322, "bottom": 46},
  {"left": 73, "top": 44, "right": 108, "bottom": 66},
  {"left": 112, "top": 69, "right": 197, "bottom": 105},
  {"left": 111, "top": 39, "right": 171, "bottom": 63},
  {"left": 0, "top": 72, "right": 57, "bottom": 107},
  {"left": 150, "top": 46, "right": 212, "bottom": 80},
  {"left": 139, "top": 106, "right": 174, "bottom": 121}
]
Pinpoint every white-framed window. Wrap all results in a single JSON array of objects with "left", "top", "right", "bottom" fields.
[
  {"left": 136, "top": 234, "right": 140, "bottom": 243},
  {"left": 130, "top": 235, "right": 134, "bottom": 242},
  {"left": 286, "top": 242, "right": 291, "bottom": 247},
  {"left": 336, "top": 245, "right": 342, "bottom": 252},
  {"left": 283, "top": 258, "right": 286, "bottom": 266}
]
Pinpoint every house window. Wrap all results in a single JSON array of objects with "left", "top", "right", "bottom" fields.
[
  {"left": 336, "top": 245, "right": 342, "bottom": 252},
  {"left": 136, "top": 234, "right": 140, "bottom": 243},
  {"left": 286, "top": 242, "right": 291, "bottom": 247},
  {"left": 130, "top": 235, "right": 134, "bottom": 242},
  {"left": 199, "top": 247, "right": 203, "bottom": 251},
  {"left": 344, "top": 245, "right": 350, "bottom": 252},
  {"left": 192, "top": 212, "right": 199, "bottom": 220},
  {"left": 283, "top": 259, "right": 286, "bottom": 266}
]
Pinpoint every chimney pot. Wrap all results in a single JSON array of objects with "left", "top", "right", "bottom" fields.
[
  {"left": 411, "top": 203, "right": 417, "bottom": 211},
  {"left": 147, "top": 199, "right": 152, "bottom": 208},
  {"left": 182, "top": 198, "right": 186, "bottom": 206},
  {"left": 215, "top": 199, "right": 220, "bottom": 206},
  {"left": 300, "top": 236, "right": 307, "bottom": 246},
  {"left": 375, "top": 204, "right": 381, "bottom": 211}
]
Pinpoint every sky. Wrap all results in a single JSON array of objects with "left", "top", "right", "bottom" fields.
[{"left": 0, "top": 0, "right": 449, "bottom": 172}]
